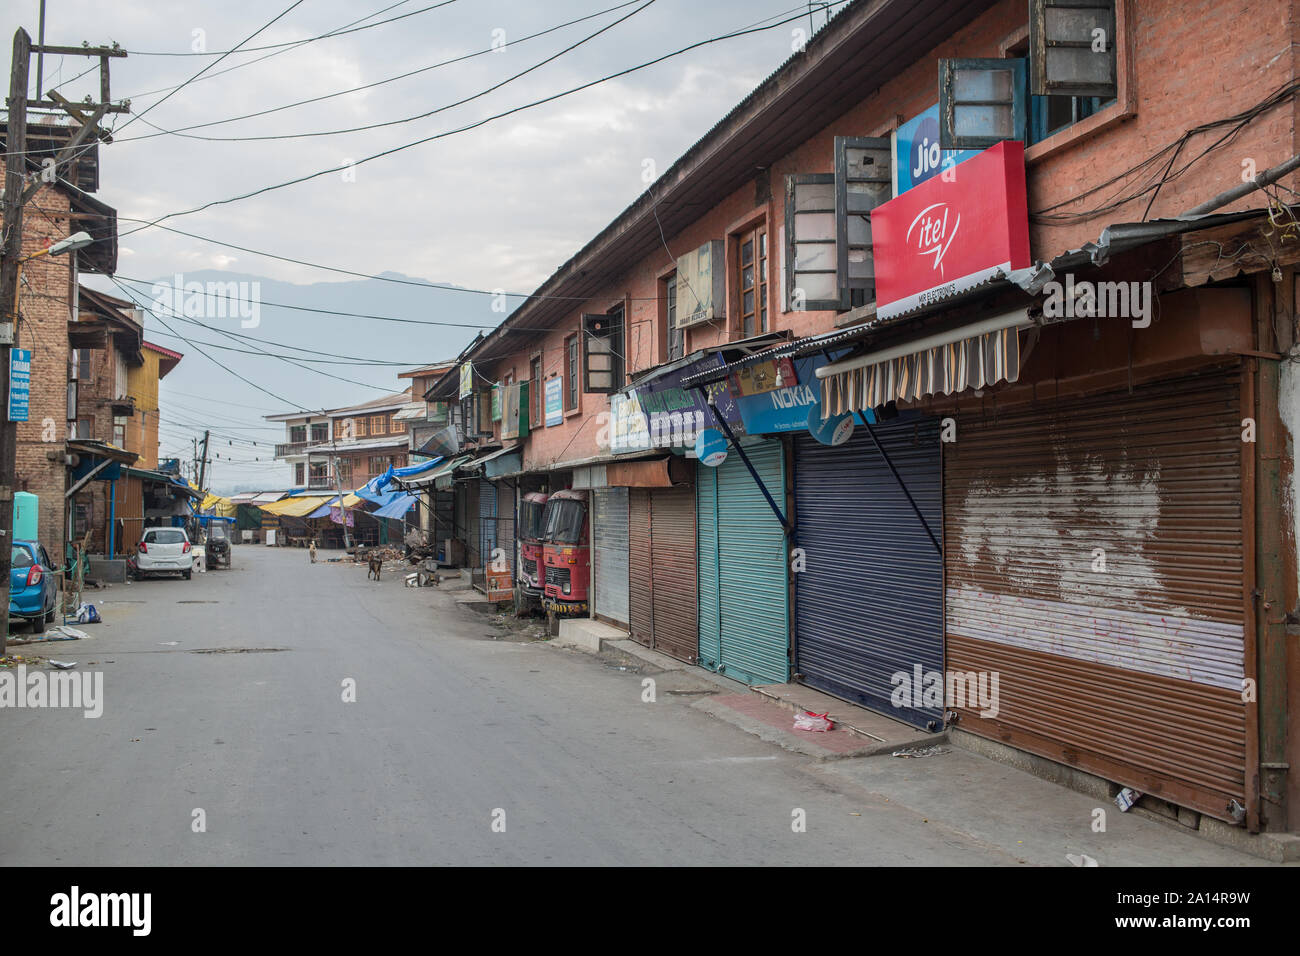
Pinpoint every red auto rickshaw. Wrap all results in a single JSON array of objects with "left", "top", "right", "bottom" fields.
[{"left": 540, "top": 489, "right": 590, "bottom": 617}]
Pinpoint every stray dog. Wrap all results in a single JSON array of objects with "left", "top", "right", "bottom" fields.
[
  {"left": 309, "top": 540, "right": 317, "bottom": 564},
  {"left": 367, "top": 552, "right": 383, "bottom": 581}
]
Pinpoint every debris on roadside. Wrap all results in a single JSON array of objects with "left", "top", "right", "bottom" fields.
[
  {"left": 48, "top": 660, "right": 78, "bottom": 669},
  {"left": 793, "top": 710, "right": 834, "bottom": 732},
  {"left": 8, "top": 625, "right": 92, "bottom": 646},
  {"left": 891, "top": 745, "right": 950, "bottom": 758}
]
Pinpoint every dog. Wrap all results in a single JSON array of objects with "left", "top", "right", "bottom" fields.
[
  {"left": 309, "top": 540, "right": 317, "bottom": 564},
  {"left": 367, "top": 552, "right": 383, "bottom": 581}
]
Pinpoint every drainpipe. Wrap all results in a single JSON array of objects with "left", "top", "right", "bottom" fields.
[{"left": 107, "top": 478, "right": 116, "bottom": 560}]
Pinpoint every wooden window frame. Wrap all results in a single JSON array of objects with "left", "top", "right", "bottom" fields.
[
  {"left": 564, "top": 333, "right": 580, "bottom": 413},
  {"left": 294, "top": 462, "right": 305, "bottom": 485},
  {"left": 529, "top": 353, "right": 543, "bottom": 427},
  {"left": 733, "top": 221, "right": 769, "bottom": 339},
  {"left": 582, "top": 306, "right": 625, "bottom": 394},
  {"left": 784, "top": 174, "right": 840, "bottom": 312},
  {"left": 661, "top": 270, "right": 684, "bottom": 362}
]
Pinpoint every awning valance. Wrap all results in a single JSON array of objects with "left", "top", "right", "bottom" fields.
[{"left": 817, "top": 309, "right": 1032, "bottom": 416}]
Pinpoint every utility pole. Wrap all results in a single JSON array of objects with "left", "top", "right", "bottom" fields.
[
  {"left": 328, "top": 412, "right": 352, "bottom": 550},
  {"left": 0, "top": 27, "right": 126, "bottom": 652},
  {"left": 197, "top": 429, "right": 210, "bottom": 492}
]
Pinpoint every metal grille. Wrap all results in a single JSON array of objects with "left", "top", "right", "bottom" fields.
[
  {"left": 944, "top": 365, "right": 1246, "bottom": 821},
  {"left": 545, "top": 565, "right": 571, "bottom": 588}
]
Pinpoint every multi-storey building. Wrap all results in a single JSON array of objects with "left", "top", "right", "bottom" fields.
[{"left": 425, "top": 0, "right": 1300, "bottom": 836}]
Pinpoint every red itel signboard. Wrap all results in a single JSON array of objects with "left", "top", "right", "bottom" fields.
[{"left": 871, "top": 139, "right": 1030, "bottom": 320}]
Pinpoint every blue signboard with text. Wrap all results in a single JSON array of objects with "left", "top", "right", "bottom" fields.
[
  {"left": 8, "top": 348, "right": 31, "bottom": 422},
  {"left": 735, "top": 353, "right": 875, "bottom": 435},
  {"left": 544, "top": 376, "right": 563, "bottom": 427},
  {"left": 894, "top": 104, "right": 979, "bottom": 195}
]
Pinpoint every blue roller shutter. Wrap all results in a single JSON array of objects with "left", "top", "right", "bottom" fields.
[
  {"left": 697, "top": 440, "right": 790, "bottom": 685},
  {"left": 794, "top": 418, "right": 943, "bottom": 729}
]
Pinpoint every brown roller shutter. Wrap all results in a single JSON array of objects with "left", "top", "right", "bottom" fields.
[
  {"left": 629, "top": 490, "right": 653, "bottom": 645},
  {"left": 648, "top": 485, "right": 698, "bottom": 663},
  {"left": 944, "top": 364, "right": 1247, "bottom": 821}
]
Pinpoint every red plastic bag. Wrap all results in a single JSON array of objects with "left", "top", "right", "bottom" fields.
[{"left": 793, "top": 710, "right": 833, "bottom": 732}]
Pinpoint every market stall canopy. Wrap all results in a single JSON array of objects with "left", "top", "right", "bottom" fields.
[
  {"left": 304, "top": 494, "right": 363, "bottom": 519},
  {"left": 392, "top": 455, "right": 470, "bottom": 491},
  {"left": 360, "top": 456, "right": 445, "bottom": 501},
  {"left": 259, "top": 494, "right": 339, "bottom": 518}
]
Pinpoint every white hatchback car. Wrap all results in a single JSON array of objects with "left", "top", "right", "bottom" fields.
[{"left": 135, "top": 527, "right": 193, "bottom": 580}]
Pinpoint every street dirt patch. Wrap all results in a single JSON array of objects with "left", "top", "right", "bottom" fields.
[{"left": 190, "top": 647, "right": 289, "bottom": 654}]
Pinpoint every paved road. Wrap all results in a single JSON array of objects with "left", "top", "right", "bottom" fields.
[{"left": 0, "top": 545, "right": 1271, "bottom": 866}]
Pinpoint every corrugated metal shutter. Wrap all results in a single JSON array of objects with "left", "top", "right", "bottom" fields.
[
  {"left": 944, "top": 365, "right": 1247, "bottom": 821},
  {"left": 592, "top": 487, "right": 629, "bottom": 625},
  {"left": 477, "top": 479, "right": 496, "bottom": 569},
  {"left": 629, "top": 490, "right": 653, "bottom": 644},
  {"left": 697, "top": 440, "right": 790, "bottom": 685},
  {"left": 794, "top": 418, "right": 943, "bottom": 729},
  {"left": 495, "top": 480, "right": 515, "bottom": 572},
  {"left": 649, "top": 485, "right": 698, "bottom": 663}
]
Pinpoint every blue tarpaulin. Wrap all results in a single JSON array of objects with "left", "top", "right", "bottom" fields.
[
  {"left": 360, "top": 457, "right": 444, "bottom": 501},
  {"left": 373, "top": 493, "right": 417, "bottom": 520}
]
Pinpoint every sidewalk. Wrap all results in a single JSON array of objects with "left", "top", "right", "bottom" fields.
[{"left": 537, "top": 627, "right": 1291, "bottom": 866}]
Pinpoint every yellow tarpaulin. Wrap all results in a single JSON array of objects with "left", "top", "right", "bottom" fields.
[
  {"left": 258, "top": 494, "right": 335, "bottom": 518},
  {"left": 201, "top": 492, "right": 237, "bottom": 517}
]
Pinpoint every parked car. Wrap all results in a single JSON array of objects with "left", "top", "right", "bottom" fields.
[
  {"left": 9, "top": 540, "right": 58, "bottom": 633},
  {"left": 133, "top": 527, "right": 193, "bottom": 580}
]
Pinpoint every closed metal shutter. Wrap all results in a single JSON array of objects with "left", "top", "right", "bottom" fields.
[
  {"left": 794, "top": 418, "right": 943, "bottom": 729},
  {"left": 629, "top": 490, "right": 653, "bottom": 644},
  {"left": 629, "top": 485, "right": 698, "bottom": 662},
  {"left": 944, "top": 365, "right": 1246, "bottom": 821},
  {"left": 697, "top": 440, "right": 790, "bottom": 685},
  {"left": 477, "top": 479, "right": 496, "bottom": 569},
  {"left": 592, "top": 487, "right": 629, "bottom": 625},
  {"left": 495, "top": 480, "right": 515, "bottom": 572}
]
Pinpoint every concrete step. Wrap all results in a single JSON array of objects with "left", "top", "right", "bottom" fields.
[{"left": 554, "top": 618, "right": 629, "bottom": 652}]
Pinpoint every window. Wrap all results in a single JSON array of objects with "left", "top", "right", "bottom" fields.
[
  {"left": 564, "top": 334, "right": 579, "bottom": 411},
  {"left": 664, "top": 274, "right": 684, "bottom": 362},
  {"left": 113, "top": 416, "right": 126, "bottom": 448},
  {"left": 309, "top": 460, "right": 330, "bottom": 485},
  {"left": 289, "top": 424, "right": 307, "bottom": 444},
  {"left": 530, "top": 356, "right": 542, "bottom": 426},
  {"left": 76, "top": 418, "right": 93, "bottom": 440},
  {"left": 369, "top": 456, "right": 388, "bottom": 474},
  {"left": 73, "top": 502, "right": 91, "bottom": 539},
  {"left": 76, "top": 348, "right": 93, "bottom": 382},
  {"left": 336, "top": 458, "right": 353, "bottom": 488},
  {"left": 940, "top": 1, "right": 1118, "bottom": 149},
  {"left": 310, "top": 422, "right": 327, "bottom": 443},
  {"left": 371, "top": 415, "right": 385, "bottom": 435},
  {"left": 582, "top": 307, "right": 624, "bottom": 394},
  {"left": 835, "top": 136, "right": 891, "bottom": 309},
  {"left": 737, "top": 224, "right": 768, "bottom": 337},
  {"left": 354, "top": 417, "right": 368, "bottom": 438},
  {"left": 295, "top": 463, "right": 305, "bottom": 485},
  {"left": 784, "top": 174, "right": 839, "bottom": 311}
]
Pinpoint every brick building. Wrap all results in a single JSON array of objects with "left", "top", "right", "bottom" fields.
[{"left": 425, "top": 0, "right": 1300, "bottom": 834}]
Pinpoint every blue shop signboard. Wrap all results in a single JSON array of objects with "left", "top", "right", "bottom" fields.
[
  {"left": 894, "top": 103, "right": 979, "bottom": 195},
  {"left": 8, "top": 348, "right": 31, "bottom": 422},
  {"left": 734, "top": 352, "right": 875, "bottom": 435},
  {"left": 544, "top": 376, "right": 563, "bottom": 427}
]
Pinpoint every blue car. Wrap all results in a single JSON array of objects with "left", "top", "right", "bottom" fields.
[{"left": 10, "top": 540, "right": 57, "bottom": 633}]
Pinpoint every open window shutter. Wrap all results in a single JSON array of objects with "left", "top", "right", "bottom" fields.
[
  {"left": 938, "top": 58, "right": 1027, "bottom": 149},
  {"left": 583, "top": 312, "right": 623, "bottom": 393},
  {"left": 785, "top": 173, "right": 840, "bottom": 311},
  {"left": 834, "top": 136, "right": 891, "bottom": 309},
  {"left": 1030, "top": 0, "right": 1117, "bottom": 98}
]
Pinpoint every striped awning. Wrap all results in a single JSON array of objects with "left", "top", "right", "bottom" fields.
[{"left": 818, "top": 309, "right": 1031, "bottom": 416}]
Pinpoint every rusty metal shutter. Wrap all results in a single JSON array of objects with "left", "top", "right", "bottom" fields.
[
  {"left": 794, "top": 418, "right": 943, "bottom": 729},
  {"left": 629, "top": 490, "right": 653, "bottom": 643},
  {"left": 592, "top": 487, "right": 629, "bottom": 625},
  {"left": 649, "top": 485, "right": 698, "bottom": 662},
  {"left": 944, "top": 365, "right": 1247, "bottom": 821}
]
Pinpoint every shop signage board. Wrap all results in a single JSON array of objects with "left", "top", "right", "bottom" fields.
[
  {"left": 7, "top": 348, "right": 31, "bottom": 422},
  {"left": 544, "top": 376, "right": 563, "bottom": 427},
  {"left": 735, "top": 353, "right": 874, "bottom": 435},
  {"left": 605, "top": 356, "right": 746, "bottom": 455},
  {"left": 458, "top": 363, "right": 473, "bottom": 399},
  {"left": 893, "top": 103, "right": 979, "bottom": 195},
  {"left": 871, "top": 139, "right": 1031, "bottom": 320}
]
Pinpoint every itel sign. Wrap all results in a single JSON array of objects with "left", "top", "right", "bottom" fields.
[{"left": 871, "top": 140, "right": 1030, "bottom": 320}]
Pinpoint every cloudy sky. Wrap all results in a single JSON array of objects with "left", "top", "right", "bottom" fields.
[{"left": 2, "top": 0, "right": 841, "bottom": 489}]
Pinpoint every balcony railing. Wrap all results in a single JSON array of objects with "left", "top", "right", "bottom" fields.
[
  {"left": 275, "top": 441, "right": 310, "bottom": 458},
  {"left": 307, "top": 475, "right": 335, "bottom": 490}
]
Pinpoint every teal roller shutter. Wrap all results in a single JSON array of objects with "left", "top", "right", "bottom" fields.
[
  {"left": 697, "top": 439, "right": 790, "bottom": 685},
  {"left": 697, "top": 464, "right": 721, "bottom": 671}
]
